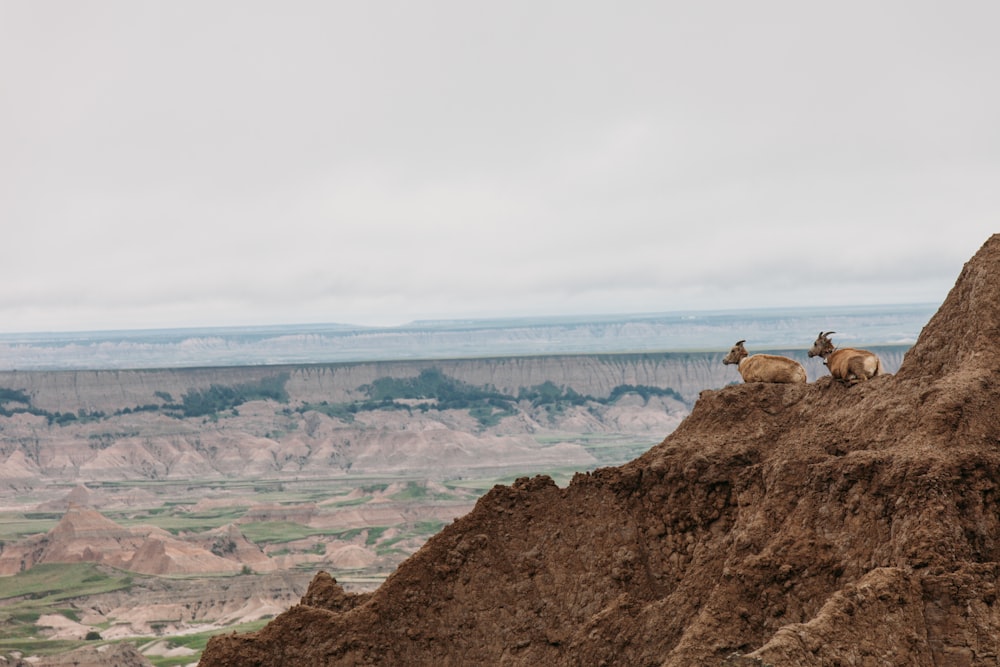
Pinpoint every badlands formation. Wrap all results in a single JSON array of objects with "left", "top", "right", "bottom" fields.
[{"left": 203, "top": 235, "right": 1000, "bottom": 665}]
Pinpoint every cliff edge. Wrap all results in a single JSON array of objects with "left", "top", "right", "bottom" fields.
[{"left": 201, "top": 235, "right": 1000, "bottom": 666}]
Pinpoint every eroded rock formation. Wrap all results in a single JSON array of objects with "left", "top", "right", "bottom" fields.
[
  {"left": 201, "top": 235, "right": 1000, "bottom": 666},
  {"left": 0, "top": 505, "right": 244, "bottom": 576}
]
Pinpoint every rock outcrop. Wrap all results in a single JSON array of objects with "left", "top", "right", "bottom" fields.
[
  {"left": 78, "top": 570, "right": 312, "bottom": 638},
  {"left": 0, "top": 505, "right": 243, "bottom": 576},
  {"left": 200, "top": 235, "right": 1000, "bottom": 666}
]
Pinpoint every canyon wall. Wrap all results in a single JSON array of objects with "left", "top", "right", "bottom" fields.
[{"left": 0, "top": 348, "right": 907, "bottom": 414}]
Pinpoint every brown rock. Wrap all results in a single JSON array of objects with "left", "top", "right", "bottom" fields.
[
  {"left": 300, "top": 570, "right": 371, "bottom": 612},
  {"left": 191, "top": 234, "right": 1000, "bottom": 666}
]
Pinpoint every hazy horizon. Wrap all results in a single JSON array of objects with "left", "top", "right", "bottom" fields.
[
  {"left": 0, "top": 300, "right": 938, "bottom": 338},
  {"left": 0, "top": 303, "right": 935, "bottom": 371}
]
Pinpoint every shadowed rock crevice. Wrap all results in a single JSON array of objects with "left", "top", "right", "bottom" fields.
[{"left": 201, "top": 235, "right": 1000, "bottom": 666}]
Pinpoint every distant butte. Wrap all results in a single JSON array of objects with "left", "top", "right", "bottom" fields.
[{"left": 202, "top": 235, "right": 1000, "bottom": 666}]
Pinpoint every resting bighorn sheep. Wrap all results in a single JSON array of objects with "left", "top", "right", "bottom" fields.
[
  {"left": 722, "top": 340, "right": 807, "bottom": 383},
  {"left": 807, "top": 331, "right": 883, "bottom": 385}
]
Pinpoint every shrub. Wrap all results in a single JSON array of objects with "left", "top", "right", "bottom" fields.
[{"left": 179, "top": 374, "right": 290, "bottom": 417}]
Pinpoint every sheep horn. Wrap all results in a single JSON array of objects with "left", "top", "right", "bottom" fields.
[{"left": 735, "top": 339, "right": 746, "bottom": 346}]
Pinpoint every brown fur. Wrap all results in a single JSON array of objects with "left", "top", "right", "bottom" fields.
[
  {"left": 723, "top": 340, "right": 807, "bottom": 384},
  {"left": 808, "top": 331, "right": 883, "bottom": 385}
]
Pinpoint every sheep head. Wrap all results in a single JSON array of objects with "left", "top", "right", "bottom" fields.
[
  {"left": 808, "top": 331, "right": 836, "bottom": 359},
  {"left": 722, "top": 340, "right": 748, "bottom": 366}
]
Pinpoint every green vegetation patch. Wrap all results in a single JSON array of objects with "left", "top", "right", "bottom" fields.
[
  {"left": 2, "top": 619, "right": 274, "bottom": 667},
  {"left": 235, "top": 521, "right": 355, "bottom": 545},
  {"left": 177, "top": 374, "right": 290, "bottom": 418},
  {"left": 0, "top": 386, "right": 145, "bottom": 425},
  {"left": 374, "top": 520, "right": 445, "bottom": 556},
  {"left": 328, "top": 495, "right": 371, "bottom": 507},
  {"left": 0, "top": 563, "right": 134, "bottom": 645},
  {"left": 413, "top": 520, "right": 445, "bottom": 534},
  {"left": 388, "top": 481, "right": 428, "bottom": 501},
  {"left": 0, "top": 563, "right": 132, "bottom": 603},
  {"left": 112, "top": 506, "right": 248, "bottom": 534},
  {"left": 0, "top": 513, "right": 59, "bottom": 541},
  {"left": 5, "top": 367, "right": 685, "bottom": 430},
  {"left": 141, "top": 618, "right": 272, "bottom": 666},
  {"left": 387, "top": 481, "right": 456, "bottom": 502},
  {"left": 0, "top": 638, "right": 85, "bottom": 659},
  {"left": 607, "top": 383, "right": 684, "bottom": 403},
  {"left": 298, "top": 401, "right": 357, "bottom": 422},
  {"left": 299, "top": 367, "right": 685, "bottom": 428},
  {"left": 0, "top": 387, "right": 31, "bottom": 406},
  {"left": 365, "top": 527, "right": 388, "bottom": 546}
]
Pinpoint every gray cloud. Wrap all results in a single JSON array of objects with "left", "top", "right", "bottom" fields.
[{"left": 1, "top": 1, "right": 998, "bottom": 332}]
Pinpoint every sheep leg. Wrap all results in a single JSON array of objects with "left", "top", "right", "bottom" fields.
[{"left": 846, "top": 358, "right": 868, "bottom": 384}]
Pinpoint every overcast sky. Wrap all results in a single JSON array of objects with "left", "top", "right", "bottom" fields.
[{"left": 1, "top": 2, "right": 997, "bottom": 333}]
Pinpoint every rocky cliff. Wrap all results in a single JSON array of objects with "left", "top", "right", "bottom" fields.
[
  {"left": 201, "top": 235, "right": 1000, "bottom": 666},
  {"left": 1, "top": 348, "right": 906, "bottom": 414}
]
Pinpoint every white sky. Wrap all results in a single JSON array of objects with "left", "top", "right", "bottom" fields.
[{"left": 2, "top": 2, "right": 998, "bottom": 333}]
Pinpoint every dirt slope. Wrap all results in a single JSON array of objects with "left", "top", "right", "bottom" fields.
[{"left": 201, "top": 235, "right": 1000, "bottom": 666}]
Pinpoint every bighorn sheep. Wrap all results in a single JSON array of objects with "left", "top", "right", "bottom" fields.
[
  {"left": 722, "top": 340, "right": 807, "bottom": 384},
  {"left": 807, "top": 331, "right": 883, "bottom": 385}
]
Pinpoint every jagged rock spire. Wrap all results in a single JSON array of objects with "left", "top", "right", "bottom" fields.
[{"left": 897, "top": 233, "right": 1000, "bottom": 380}]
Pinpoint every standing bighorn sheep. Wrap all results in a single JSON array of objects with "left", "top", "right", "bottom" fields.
[
  {"left": 808, "top": 331, "right": 883, "bottom": 385},
  {"left": 722, "top": 340, "right": 807, "bottom": 384}
]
